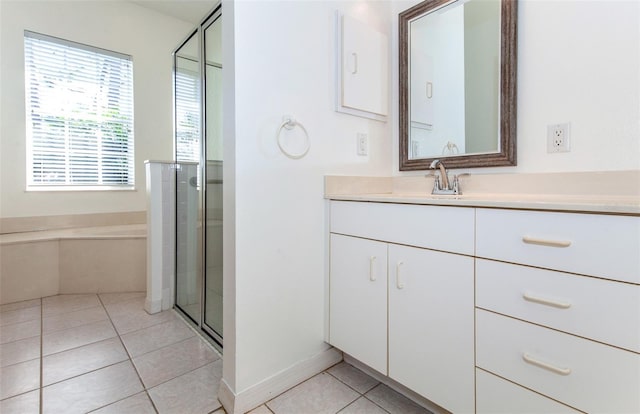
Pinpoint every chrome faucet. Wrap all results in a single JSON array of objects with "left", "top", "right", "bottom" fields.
[
  {"left": 430, "top": 159, "right": 450, "bottom": 191},
  {"left": 428, "top": 159, "right": 467, "bottom": 195}
]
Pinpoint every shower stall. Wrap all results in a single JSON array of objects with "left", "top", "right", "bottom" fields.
[{"left": 173, "top": 6, "right": 223, "bottom": 347}]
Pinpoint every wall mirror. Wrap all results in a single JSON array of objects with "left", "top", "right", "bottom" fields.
[{"left": 399, "top": 0, "right": 517, "bottom": 170}]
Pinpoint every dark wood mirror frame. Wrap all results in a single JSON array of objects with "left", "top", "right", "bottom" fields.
[{"left": 399, "top": 0, "right": 517, "bottom": 170}]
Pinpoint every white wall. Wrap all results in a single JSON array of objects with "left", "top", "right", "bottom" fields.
[
  {"left": 224, "top": 0, "right": 392, "bottom": 394},
  {"left": 392, "top": 0, "right": 640, "bottom": 174},
  {"left": 0, "top": 0, "right": 194, "bottom": 218}
]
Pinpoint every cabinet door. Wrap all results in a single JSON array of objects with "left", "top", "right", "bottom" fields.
[
  {"left": 388, "top": 244, "right": 474, "bottom": 413},
  {"left": 329, "top": 234, "right": 387, "bottom": 375}
]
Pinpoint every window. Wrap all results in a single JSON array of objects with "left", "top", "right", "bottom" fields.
[
  {"left": 175, "top": 57, "right": 200, "bottom": 163},
  {"left": 24, "top": 31, "right": 134, "bottom": 189}
]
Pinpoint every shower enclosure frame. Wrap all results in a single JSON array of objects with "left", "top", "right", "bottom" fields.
[{"left": 172, "top": 4, "right": 223, "bottom": 348}]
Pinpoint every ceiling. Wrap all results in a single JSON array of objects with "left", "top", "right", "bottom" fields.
[{"left": 130, "top": 0, "right": 216, "bottom": 24}]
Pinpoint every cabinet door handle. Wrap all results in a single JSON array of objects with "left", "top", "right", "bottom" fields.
[
  {"left": 523, "top": 292, "right": 572, "bottom": 309},
  {"left": 522, "top": 236, "right": 571, "bottom": 248},
  {"left": 351, "top": 52, "right": 358, "bottom": 74},
  {"left": 396, "top": 261, "right": 405, "bottom": 289},
  {"left": 522, "top": 353, "right": 571, "bottom": 376},
  {"left": 369, "top": 256, "right": 376, "bottom": 281}
]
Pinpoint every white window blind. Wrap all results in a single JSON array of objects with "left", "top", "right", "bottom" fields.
[
  {"left": 24, "top": 31, "right": 134, "bottom": 189},
  {"left": 175, "top": 59, "right": 200, "bottom": 163}
]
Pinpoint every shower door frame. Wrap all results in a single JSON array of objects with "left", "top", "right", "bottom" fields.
[{"left": 172, "top": 4, "right": 223, "bottom": 348}]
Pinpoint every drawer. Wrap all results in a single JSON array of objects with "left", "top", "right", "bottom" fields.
[
  {"left": 476, "top": 369, "right": 581, "bottom": 414},
  {"left": 330, "top": 201, "right": 474, "bottom": 255},
  {"left": 476, "top": 309, "right": 640, "bottom": 413},
  {"left": 476, "top": 208, "right": 640, "bottom": 284},
  {"left": 476, "top": 259, "right": 640, "bottom": 352}
]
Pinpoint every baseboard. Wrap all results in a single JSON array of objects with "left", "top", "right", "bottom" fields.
[
  {"left": 144, "top": 298, "right": 162, "bottom": 314},
  {"left": 219, "top": 346, "right": 343, "bottom": 414}
]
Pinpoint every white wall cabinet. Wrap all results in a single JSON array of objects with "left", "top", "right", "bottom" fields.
[
  {"left": 329, "top": 201, "right": 475, "bottom": 413},
  {"left": 336, "top": 14, "right": 388, "bottom": 120}
]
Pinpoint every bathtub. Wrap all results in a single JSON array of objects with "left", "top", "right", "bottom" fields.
[{"left": 0, "top": 223, "right": 147, "bottom": 305}]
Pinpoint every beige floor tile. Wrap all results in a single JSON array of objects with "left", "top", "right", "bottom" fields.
[
  {"left": 42, "top": 294, "right": 101, "bottom": 317},
  {"left": 365, "top": 384, "right": 432, "bottom": 414},
  {"left": 328, "top": 362, "right": 380, "bottom": 394},
  {"left": 42, "top": 319, "right": 117, "bottom": 356},
  {"left": 0, "top": 298, "right": 40, "bottom": 313},
  {"left": 106, "top": 297, "right": 177, "bottom": 335},
  {"left": 0, "top": 318, "right": 40, "bottom": 344},
  {"left": 340, "top": 397, "right": 389, "bottom": 414},
  {"left": 148, "top": 360, "right": 223, "bottom": 414},
  {"left": 0, "top": 389, "right": 40, "bottom": 414},
  {"left": 121, "top": 318, "right": 195, "bottom": 357},
  {"left": 98, "top": 292, "right": 145, "bottom": 306},
  {"left": 91, "top": 392, "right": 156, "bottom": 414},
  {"left": 0, "top": 336, "right": 40, "bottom": 367},
  {"left": 43, "top": 337, "right": 129, "bottom": 386},
  {"left": 43, "top": 305, "right": 108, "bottom": 334},
  {"left": 0, "top": 305, "right": 41, "bottom": 327},
  {"left": 0, "top": 358, "right": 40, "bottom": 399},
  {"left": 247, "top": 405, "right": 274, "bottom": 414},
  {"left": 266, "top": 373, "right": 359, "bottom": 414},
  {"left": 133, "top": 336, "right": 219, "bottom": 388},
  {"left": 42, "top": 360, "right": 143, "bottom": 414}
]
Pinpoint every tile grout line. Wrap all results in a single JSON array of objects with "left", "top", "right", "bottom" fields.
[
  {"left": 324, "top": 369, "right": 392, "bottom": 414},
  {"left": 96, "top": 293, "right": 161, "bottom": 414}
]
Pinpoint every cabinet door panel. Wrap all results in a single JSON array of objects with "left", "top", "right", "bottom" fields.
[
  {"left": 329, "top": 234, "right": 387, "bottom": 375},
  {"left": 388, "top": 244, "right": 474, "bottom": 413}
]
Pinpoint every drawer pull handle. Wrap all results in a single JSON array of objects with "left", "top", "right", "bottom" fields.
[
  {"left": 522, "top": 236, "right": 571, "bottom": 248},
  {"left": 369, "top": 256, "right": 377, "bottom": 281},
  {"left": 522, "top": 353, "right": 571, "bottom": 376},
  {"left": 523, "top": 292, "right": 571, "bottom": 309},
  {"left": 396, "top": 262, "right": 405, "bottom": 289}
]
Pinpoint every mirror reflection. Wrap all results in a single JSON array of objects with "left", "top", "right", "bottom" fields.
[{"left": 409, "top": 0, "right": 500, "bottom": 159}]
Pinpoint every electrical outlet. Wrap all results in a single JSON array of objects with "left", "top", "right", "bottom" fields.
[
  {"left": 547, "top": 123, "right": 571, "bottom": 153},
  {"left": 357, "top": 133, "right": 368, "bottom": 156}
]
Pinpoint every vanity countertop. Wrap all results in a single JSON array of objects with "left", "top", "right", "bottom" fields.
[
  {"left": 324, "top": 171, "right": 640, "bottom": 216},
  {"left": 326, "top": 192, "right": 640, "bottom": 215}
]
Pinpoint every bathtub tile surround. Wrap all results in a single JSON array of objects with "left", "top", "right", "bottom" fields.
[
  {"left": 0, "top": 212, "right": 147, "bottom": 305},
  {"left": 0, "top": 293, "right": 224, "bottom": 414}
]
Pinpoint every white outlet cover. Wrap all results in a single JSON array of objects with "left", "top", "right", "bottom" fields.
[{"left": 547, "top": 123, "right": 571, "bottom": 153}]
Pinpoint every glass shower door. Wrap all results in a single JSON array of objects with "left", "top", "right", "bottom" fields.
[
  {"left": 203, "top": 13, "right": 223, "bottom": 340},
  {"left": 174, "top": 31, "right": 202, "bottom": 325},
  {"left": 173, "top": 7, "right": 223, "bottom": 346}
]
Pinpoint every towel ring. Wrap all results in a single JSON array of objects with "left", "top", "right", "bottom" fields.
[
  {"left": 442, "top": 141, "right": 460, "bottom": 155},
  {"left": 277, "top": 117, "right": 310, "bottom": 159}
]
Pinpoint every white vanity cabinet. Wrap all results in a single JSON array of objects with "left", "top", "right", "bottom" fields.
[
  {"left": 328, "top": 199, "right": 639, "bottom": 413},
  {"left": 475, "top": 208, "right": 640, "bottom": 414},
  {"left": 329, "top": 201, "right": 475, "bottom": 414}
]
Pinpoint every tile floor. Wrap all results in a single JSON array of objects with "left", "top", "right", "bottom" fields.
[{"left": 1, "top": 293, "right": 432, "bottom": 414}]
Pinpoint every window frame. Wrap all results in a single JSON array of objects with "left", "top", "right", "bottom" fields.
[{"left": 24, "top": 31, "right": 135, "bottom": 191}]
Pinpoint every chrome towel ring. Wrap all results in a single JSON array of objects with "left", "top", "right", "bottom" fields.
[{"left": 277, "top": 117, "right": 310, "bottom": 159}]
